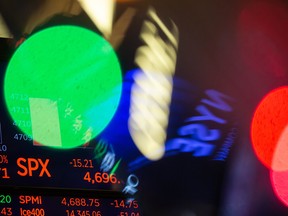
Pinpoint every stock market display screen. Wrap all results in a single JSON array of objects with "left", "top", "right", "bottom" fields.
[{"left": 0, "top": 0, "right": 288, "bottom": 215}]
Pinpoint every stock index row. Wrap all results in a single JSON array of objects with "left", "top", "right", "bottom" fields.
[{"left": 0, "top": 191, "right": 140, "bottom": 216}]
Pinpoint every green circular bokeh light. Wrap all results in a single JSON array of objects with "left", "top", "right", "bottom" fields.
[{"left": 4, "top": 25, "right": 122, "bottom": 149}]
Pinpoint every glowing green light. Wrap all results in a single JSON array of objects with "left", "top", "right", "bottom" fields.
[
  {"left": 110, "top": 159, "right": 122, "bottom": 175},
  {"left": 4, "top": 25, "right": 122, "bottom": 149}
]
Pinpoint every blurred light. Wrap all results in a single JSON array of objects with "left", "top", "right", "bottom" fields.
[
  {"left": 270, "top": 124, "right": 288, "bottom": 207},
  {"left": 241, "top": 1, "right": 288, "bottom": 208},
  {"left": 272, "top": 124, "right": 288, "bottom": 171},
  {"left": 128, "top": 8, "right": 179, "bottom": 160},
  {"left": 0, "top": 14, "right": 12, "bottom": 38},
  {"left": 29, "top": 98, "right": 62, "bottom": 147},
  {"left": 270, "top": 170, "right": 288, "bottom": 207},
  {"left": 78, "top": 0, "right": 115, "bottom": 38},
  {"left": 4, "top": 26, "right": 122, "bottom": 149},
  {"left": 24, "top": 0, "right": 82, "bottom": 34},
  {"left": 129, "top": 71, "right": 172, "bottom": 160},
  {"left": 251, "top": 86, "right": 288, "bottom": 171},
  {"left": 116, "top": 0, "right": 140, "bottom": 2},
  {"left": 109, "top": 8, "right": 136, "bottom": 49}
]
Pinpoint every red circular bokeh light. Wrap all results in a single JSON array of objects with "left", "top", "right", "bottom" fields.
[
  {"left": 251, "top": 86, "right": 288, "bottom": 171},
  {"left": 270, "top": 170, "right": 288, "bottom": 207}
]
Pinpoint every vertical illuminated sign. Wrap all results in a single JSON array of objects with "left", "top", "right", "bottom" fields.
[{"left": 129, "top": 7, "right": 179, "bottom": 160}]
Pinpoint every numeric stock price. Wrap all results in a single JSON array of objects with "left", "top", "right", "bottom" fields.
[
  {"left": 61, "top": 198, "right": 100, "bottom": 207},
  {"left": 66, "top": 210, "right": 101, "bottom": 216},
  {"left": 83, "top": 172, "right": 121, "bottom": 185},
  {"left": 111, "top": 200, "right": 138, "bottom": 209}
]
